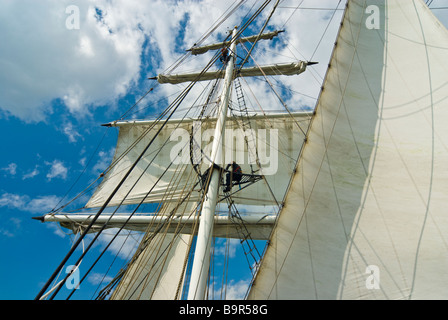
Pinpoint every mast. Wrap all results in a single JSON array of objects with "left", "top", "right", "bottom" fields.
[{"left": 187, "top": 27, "right": 238, "bottom": 300}]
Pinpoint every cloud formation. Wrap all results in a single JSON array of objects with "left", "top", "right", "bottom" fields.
[
  {"left": 45, "top": 159, "right": 68, "bottom": 180},
  {"left": 0, "top": 0, "right": 144, "bottom": 121},
  {"left": 0, "top": 193, "right": 61, "bottom": 214},
  {"left": 0, "top": 0, "right": 354, "bottom": 122},
  {"left": 1, "top": 163, "right": 17, "bottom": 176}
]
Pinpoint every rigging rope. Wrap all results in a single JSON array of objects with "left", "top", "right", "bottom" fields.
[
  {"left": 94, "top": 66, "right": 228, "bottom": 300},
  {"left": 37, "top": 0, "right": 333, "bottom": 301},
  {"left": 309, "top": 0, "right": 343, "bottom": 62},
  {"left": 66, "top": 73, "right": 225, "bottom": 299},
  {"left": 48, "top": 129, "right": 109, "bottom": 214},
  {"left": 95, "top": 66, "right": 228, "bottom": 302},
  {"left": 238, "top": 0, "right": 281, "bottom": 70},
  {"left": 36, "top": 50, "right": 223, "bottom": 300}
]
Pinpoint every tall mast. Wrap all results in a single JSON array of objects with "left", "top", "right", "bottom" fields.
[{"left": 187, "top": 27, "right": 238, "bottom": 300}]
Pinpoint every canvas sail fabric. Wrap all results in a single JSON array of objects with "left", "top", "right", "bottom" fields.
[
  {"left": 85, "top": 113, "right": 310, "bottom": 209},
  {"left": 156, "top": 61, "right": 307, "bottom": 84},
  {"left": 249, "top": 0, "right": 448, "bottom": 300},
  {"left": 188, "top": 30, "right": 283, "bottom": 55},
  {"left": 111, "top": 232, "right": 192, "bottom": 299},
  {"left": 110, "top": 200, "right": 199, "bottom": 300}
]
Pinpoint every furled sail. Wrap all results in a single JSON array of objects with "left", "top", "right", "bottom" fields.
[
  {"left": 249, "top": 0, "right": 448, "bottom": 300},
  {"left": 188, "top": 30, "right": 284, "bottom": 55},
  {"left": 86, "top": 113, "right": 310, "bottom": 209},
  {"left": 156, "top": 61, "right": 308, "bottom": 84}
]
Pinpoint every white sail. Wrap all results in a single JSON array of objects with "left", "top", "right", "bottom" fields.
[
  {"left": 156, "top": 61, "right": 308, "bottom": 84},
  {"left": 111, "top": 232, "right": 192, "bottom": 300},
  {"left": 108, "top": 201, "right": 194, "bottom": 300},
  {"left": 86, "top": 113, "right": 310, "bottom": 208},
  {"left": 249, "top": 0, "right": 448, "bottom": 300},
  {"left": 188, "top": 30, "right": 283, "bottom": 55}
]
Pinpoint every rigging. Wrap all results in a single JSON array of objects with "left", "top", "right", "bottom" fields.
[{"left": 35, "top": 0, "right": 322, "bottom": 301}]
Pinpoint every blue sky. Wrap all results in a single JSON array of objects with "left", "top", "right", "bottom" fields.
[{"left": 0, "top": 0, "right": 447, "bottom": 300}]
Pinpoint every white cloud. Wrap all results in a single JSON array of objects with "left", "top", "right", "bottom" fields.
[
  {"left": 45, "top": 160, "right": 68, "bottom": 180},
  {"left": 22, "top": 166, "right": 40, "bottom": 180},
  {"left": 211, "top": 278, "right": 251, "bottom": 300},
  {"left": 79, "top": 157, "right": 87, "bottom": 167},
  {"left": 87, "top": 272, "right": 114, "bottom": 286},
  {"left": 61, "top": 121, "right": 83, "bottom": 143},
  {"left": 92, "top": 148, "right": 115, "bottom": 175},
  {"left": 0, "top": 218, "right": 21, "bottom": 238},
  {"left": 0, "top": 229, "right": 14, "bottom": 238},
  {"left": 29, "top": 195, "right": 62, "bottom": 213},
  {"left": 225, "top": 279, "right": 251, "bottom": 300},
  {"left": 1, "top": 0, "right": 447, "bottom": 123},
  {"left": 1, "top": 163, "right": 17, "bottom": 176},
  {"left": 214, "top": 238, "right": 239, "bottom": 258},
  {"left": 0, "top": 193, "right": 61, "bottom": 214},
  {"left": 0, "top": 0, "right": 144, "bottom": 121},
  {"left": 0, "top": 0, "right": 314, "bottom": 122},
  {"left": 0, "top": 0, "right": 241, "bottom": 122},
  {"left": 3, "top": 217, "right": 23, "bottom": 238},
  {"left": 97, "top": 228, "right": 142, "bottom": 260},
  {"left": 45, "top": 222, "right": 68, "bottom": 238},
  {"left": 0, "top": 193, "right": 26, "bottom": 211}
]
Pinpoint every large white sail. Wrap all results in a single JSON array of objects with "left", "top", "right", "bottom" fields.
[
  {"left": 86, "top": 113, "right": 310, "bottom": 208},
  {"left": 111, "top": 233, "right": 192, "bottom": 300},
  {"left": 249, "top": 0, "right": 448, "bottom": 300}
]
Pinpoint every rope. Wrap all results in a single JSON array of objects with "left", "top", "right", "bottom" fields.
[
  {"left": 68, "top": 75, "right": 222, "bottom": 299},
  {"left": 309, "top": 0, "right": 343, "bottom": 62},
  {"left": 238, "top": 0, "right": 281, "bottom": 70},
  {"left": 37, "top": 56, "right": 217, "bottom": 300},
  {"left": 38, "top": 0, "right": 349, "bottom": 301},
  {"left": 238, "top": 41, "right": 308, "bottom": 136}
]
